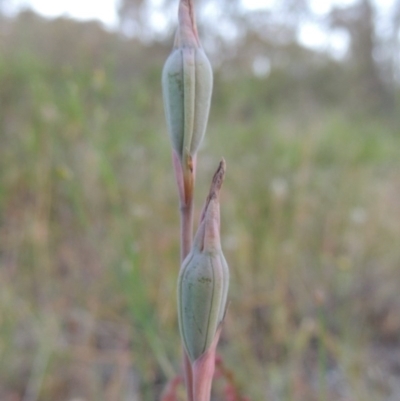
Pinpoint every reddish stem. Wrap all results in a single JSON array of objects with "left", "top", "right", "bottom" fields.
[
  {"left": 180, "top": 200, "right": 194, "bottom": 263},
  {"left": 172, "top": 149, "right": 195, "bottom": 400}
]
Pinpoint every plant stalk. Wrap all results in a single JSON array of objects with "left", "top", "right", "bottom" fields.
[
  {"left": 180, "top": 196, "right": 195, "bottom": 401},
  {"left": 173, "top": 150, "right": 196, "bottom": 401},
  {"left": 180, "top": 200, "right": 194, "bottom": 263}
]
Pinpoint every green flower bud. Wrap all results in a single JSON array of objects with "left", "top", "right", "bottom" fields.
[
  {"left": 177, "top": 196, "right": 229, "bottom": 362},
  {"left": 161, "top": 0, "right": 213, "bottom": 163}
]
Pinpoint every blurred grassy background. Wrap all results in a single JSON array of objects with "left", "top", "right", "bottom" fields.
[{"left": 1, "top": 3, "right": 400, "bottom": 401}]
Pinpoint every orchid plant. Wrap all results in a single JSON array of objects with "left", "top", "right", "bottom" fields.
[{"left": 161, "top": 0, "right": 230, "bottom": 400}]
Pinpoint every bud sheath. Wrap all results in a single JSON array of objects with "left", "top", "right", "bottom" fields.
[
  {"left": 177, "top": 163, "right": 229, "bottom": 362},
  {"left": 162, "top": 0, "right": 213, "bottom": 172}
]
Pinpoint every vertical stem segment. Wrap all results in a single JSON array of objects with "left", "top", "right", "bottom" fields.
[
  {"left": 180, "top": 200, "right": 194, "bottom": 263},
  {"left": 172, "top": 151, "right": 196, "bottom": 263},
  {"left": 192, "top": 327, "right": 222, "bottom": 401},
  {"left": 172, "top": 149, "right": 195, "bottom": 401},
  {"left": 180, "top": 195, "right": 195, "bottom": 401}
]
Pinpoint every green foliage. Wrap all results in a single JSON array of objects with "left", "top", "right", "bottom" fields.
[{"left": 1, "top": 11, "right": 400, "bottom": 401}]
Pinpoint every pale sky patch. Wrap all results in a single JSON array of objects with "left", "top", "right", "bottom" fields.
[
  {"left": 6, "top": 0, "right": 119, "bottom": 27},
  {"left": 2, "top": 0, "right": 393, "bottom": 55}
]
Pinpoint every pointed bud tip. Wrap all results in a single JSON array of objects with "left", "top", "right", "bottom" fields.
[
  {"left": 178, "top": 0, "right": 200, "bottom": 48},
  {"left": 202, "top": 197, "right": 220, "bottom": 252}
]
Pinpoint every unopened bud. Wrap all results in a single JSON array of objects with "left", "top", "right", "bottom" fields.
[
  {"left": 177, "top": 196, "right": 229, "bottom": 362},
  {"left": 162, "top": 0, "right": 213, "bottom": 168}
]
